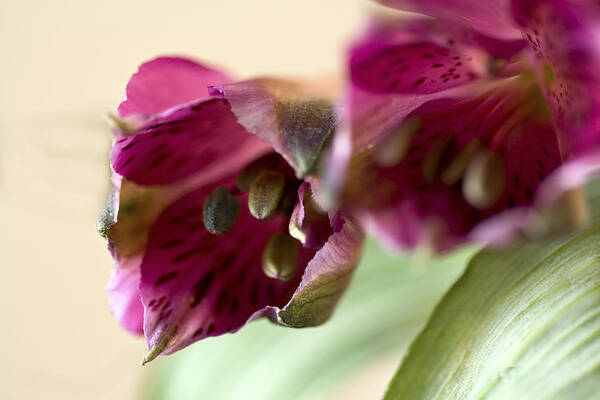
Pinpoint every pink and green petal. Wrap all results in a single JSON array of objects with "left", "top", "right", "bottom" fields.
[
  {"left": 259, "top": 215, "right": 364, "bottom": 327},
  {"left": 138, "top": 175, "right": 318, "bottom": 360},
  {"left": 118, "top": 57, "right": 233, "bottom": 118},
  {"left": 99, "top": 175, "right": 183, "bottom": 335},
  {"left": 512, "top": 0, "right": 600, "bottom": 156},
  {"left": 112, "top": 98, "right": 272, "bottom": 186},
  {"left": 375, "top": 0, "right": 521, "bottom": 40},
  {"left": 209, "top": 78, "right": 338, "bottom": 178}
]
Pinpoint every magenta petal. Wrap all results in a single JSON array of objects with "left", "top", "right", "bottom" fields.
[
  {"left": 111, "top": 98, "right": 272, "bottom": 186},
  {"left": 138, "top": 176, "right": 318, "bottom": 357},
  {"left": 376, "top": 0, "right": 520, "bottom": 40},
  {"left": 344, "top": 17, "right": 527, "bottom": 154},
  {"left": 349, "top": 17, "right": 526, "bottom": 96},
  {"left": 106, "top": 255, "right": 144, "bottom": 335},
  {"left": 351, "top": 42, "right": 481, "bottom": 95},
  {"left": 350, "top": 19, "right": 488, "bottom": 95},
  {"left": 118, "top": 57, "right": 233, "bottom": 117},
  {"left": 512, "top": 0, "right": 600, "bottom": 157}
]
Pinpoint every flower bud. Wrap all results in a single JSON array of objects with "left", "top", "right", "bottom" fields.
[
  {"left": 262, "top": 233, "right": 299, "bottom": 281},
  {"left": 248, "top": 171, "right": 285, "bottom": 219},
  {"left": 202, "top": 187, "right": 240, "bottom": 235}
]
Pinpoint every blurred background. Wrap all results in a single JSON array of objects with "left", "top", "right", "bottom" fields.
[{"left": 0, "top": 1, "right": 473, "bottom": 398}]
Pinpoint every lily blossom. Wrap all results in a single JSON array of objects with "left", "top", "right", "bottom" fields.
[
  {"left": 99, "top": 57, "right": 363, "bottom": 363},
  {"left": 326, "top": 0, "right": 600, "bottom": 252}
]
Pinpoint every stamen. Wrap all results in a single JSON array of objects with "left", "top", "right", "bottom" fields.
[
  {"left": 422, "top": 137, "right": 453, "bottom": 184},
  {"left": 202, "top": 187, "right": 240, "bottom": 235},
  {"left": 262, "top": 233, "right": 299, "bottom": 281},
  {"left": 462, "top": 149, "right": 505, "bottom": 209},
  {"left": 248, "top": 171, "right": 285, "bottom": 220},
  {"left": 441, "top": 140, "right": 481, "bottom": 185},
  {"left": 375, "top": 118, "right": 420, "bottom": 166}
]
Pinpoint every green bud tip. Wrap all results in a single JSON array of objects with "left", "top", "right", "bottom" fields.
[
  {"left": 141, "top": 331, "right": 174, "bottom": 366},
  {"left": 248, "top": 170, "right": 285, "bottom": 220},
  {"left": 105, "top": 113, "right": 136, "bottom": 134},
  {"left": 202, "top": 187, "right": 240, "bottom": 235},
  {"left": 262, "top": 233, "right": 299, "bottom": 282}
]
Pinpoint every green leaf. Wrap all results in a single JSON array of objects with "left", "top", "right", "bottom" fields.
[
  {"left": 384, "top": 183, "right": 600, "bottom": 400},
  {"left": 140, "top": 241, "right": 476, "bottom": 400}
]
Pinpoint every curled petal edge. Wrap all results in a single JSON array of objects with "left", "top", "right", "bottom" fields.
[{"left": 252, "top": 215, "right": 364, "bottom": 327}]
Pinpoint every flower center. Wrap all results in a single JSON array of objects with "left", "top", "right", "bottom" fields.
[{"left": 202, "top": 152, "right": 307, "bottom": 281}]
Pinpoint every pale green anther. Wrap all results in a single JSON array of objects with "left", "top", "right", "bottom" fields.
[
  {"left": 441, "top": 140, "right": 481, "bottom": 185},
  {"left": 202, "top": 187, "right": 240, "bottom": 235},
  {"left": 262, "top": 233, "right": 299, "bottom": 281},
  {"left": 462, "top": 149, "right": 505, "bottom": 209},
  {"left": 248, "top": 170, "right": 285, "bottom": 219},
  {"left": 375, "top": 118, "right": 420, "bottom": 167},
  {"left": 422, "top": 138, "right": 451, "bottom": 184}
]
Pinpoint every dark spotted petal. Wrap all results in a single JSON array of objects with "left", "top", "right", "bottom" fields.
[
  {"left": 512, "top": 0, "right": 600, "bottom": 156},
  {"left": 350, "top": 17, "right": 525, "bottom": 96},
  {"left": 351, "top": 20, "right": 486, "bottom": 96},
  {"left": 376, "top": 0, "right": 520, "bottom": 40},
  {"left": 118, "top": 57, "right": 233, "bottom": 117},
  {"left": 111, "top": 98, "right": 272, "bottom": 186},
  {"left": 346, "top": 17, "right": 525, "bottom": 152},
  {"left": 138, "top": 175, "right": 319, "bottom": 360},
  {"left": 210, "top": 78, "right": 338, "bottom": 178}
]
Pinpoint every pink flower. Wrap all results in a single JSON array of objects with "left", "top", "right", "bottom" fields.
[
  {"left": 99, "top": 57, "right": 363, "bottom": 363},
  {"left": 325, "top": 0, "right": 600, "bottom": 252}
]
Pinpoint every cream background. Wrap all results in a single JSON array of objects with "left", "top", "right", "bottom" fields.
[{"left": 0, "top": 0, "right": 389, "bottom": 399}]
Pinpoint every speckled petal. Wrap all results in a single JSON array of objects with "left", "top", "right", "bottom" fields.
[
  {"left": 112, "top": 98, "right": 272, "bottom": 186},
  {"left": 350, "top": 19, "right": 495, "bottom": 95},
  {"left": 118, "top": 57, "right": 233, "bottom": 117},
  {"left": 376, "top": 0, "right": 520, "bottom": 40},
  {"left": 346, "top": 17, "right": 525, "bottom": 152},
  {"left": 512, "top": 0, "right": 600, "bottom": 156}
]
